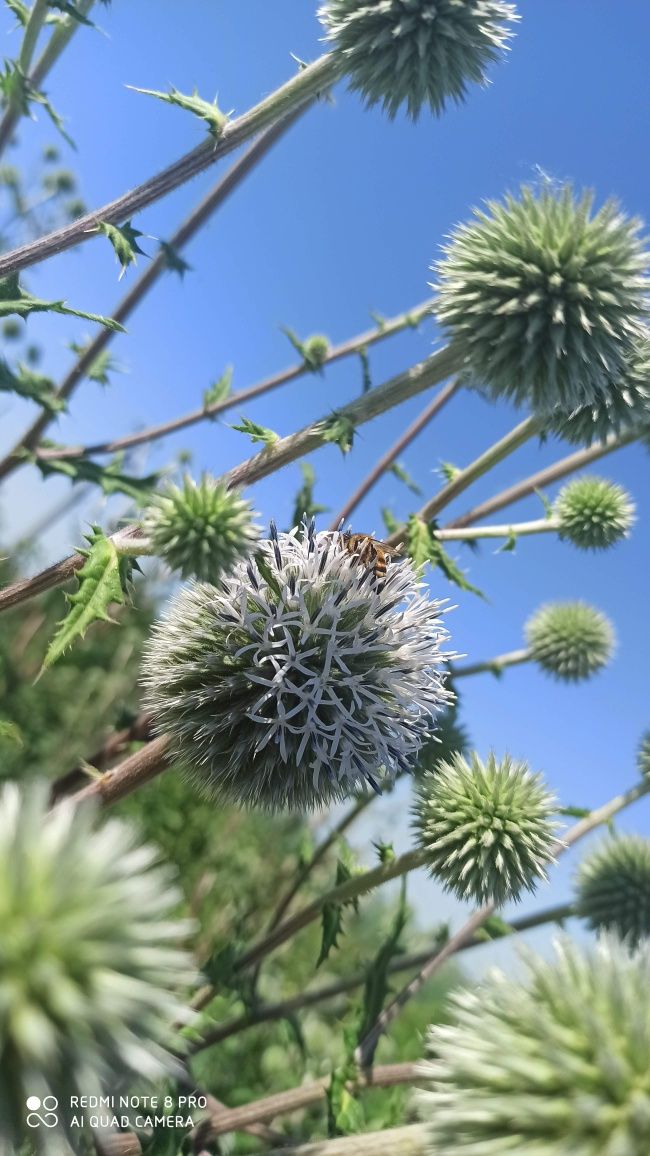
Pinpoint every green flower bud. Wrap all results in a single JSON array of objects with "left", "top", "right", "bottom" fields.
[
  {"left": 434, "top": 186, "right": 649, "bottom": 415},
  {"left": 303, "top": 333, "right": 331, "bottom": 371},
  {"left": 413, "top": 751, "right": 558, "bottom": 906},
  {"left": 142, "top": 474, "right": 260, "bottom": 582},
  {"left": 319, "top": 0, "right": 518, "bottom": 120},
  {"left": 555, "top": 476, "right": 635, "bottom": 550},
  {"left": 576, "top": 835, "right": 650, "bottom": 946},
  {"left": 525, "top": 601, "right": 615, "bottom": 682},
  {"left": 419, "top": 936, "right": 650, "bottom": 1155},
  {"left": 549, "top": 337, "right": 650, "bottom": 446}
]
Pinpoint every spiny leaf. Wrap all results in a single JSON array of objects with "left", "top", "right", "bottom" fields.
[
  {"left": 326, "top": 1026, "right": 364, "bottom": 1138},
  {"left": 0, "top": 273, "right": 124, "bottom": 330},
  {"left": 439, "top": 461, "right": 461, "bottom": 483},
  {"left": 33, "top": 449, "right": 158, "bottom": 504},
  {"left": 129, "top": 84, "right": 228, "bottom": 138},
  {"left": 536, "top": 487, "right": 555, "bottom": 519},
  {"left": 381, "top": 508, "right": 400, "bottom": 536},
  {"left": 98, "top": 220, "right": 148, "bottom": 278},
  {"left": 316, "top": 853, "right": 360, "bottom": 968},
  {"left": 290, "top": 462, "right": 328, "bottom": 529},
  {"left": 203, "top": 366, "right": 233, "bottom": 413},
  {"left": 47, "top": 0, "right": 95, "bottom": 25},
  {"left": 389, "top": 462, "right": 422, "bottom": 495},
  {"left": 0, "top": 64, "right": 75, "bottom": 145},
  {"left": 370, "top": 310, "right": 387, "bottom": 331},
  {"left": 41, "top": 528, "right": 126, "bottom": 672},
  {"left": 159, "top": 239, "right": 191, "bottom": 278},
  {"left": 4, "top": 0, "right": 28, "bottom": 25},
  {"left": 373, "top": 840, "right": 395, "bottom": 865},
  {"left": 496, "top": 529, "right": 518, "bottom": 553},
  {"left": 68, "top": 342, "right": 120, "bottom": 387},
  {"left": 231, "top": 415, "right": 278, "bottom": 447},
  {"left": 0, "top": 360, "right": 63, "bottom": 414},
  {"left": 359, "top": 346, "right": 372, "bottom": 394},
  {"left": 406, "top": 515, "right": 486, "bottom": 598},
  {"left": 356, "top": 879, "right": 408, "bottom": 1058},
  {"left": 0, "top": 719, "right": 23, "bottom": 746},
  {"left": 321, "top": 411, "right": 355, "bottom": 455},
  {"left": 280, "top": 325, "right": 307, "bottom": 360}
]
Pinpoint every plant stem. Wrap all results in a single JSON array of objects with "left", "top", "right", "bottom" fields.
[
  {"left": 190, "top": 901, "right": 574, "bottom": 1055},
  {"left": 18, "top": 0, "right": 49, "bottom": 73},
  {"left": 29, "top": 299, "right": 436, "bottom": 465},
  {"left": 446, "top": 430, "right": 637, "bottom": 530},
  {"left": 67, "top": 733, "right": 171, "bottom": 807},
  {"left": 49, "top": 712, "right": 152, "bottom": 804},
  {"left": 330, "top": 378, "right": 462, "bottom": 530},
  {"left": 261, "top": 1124, "right": 429, "bottom": 1156},
  {"left": 0, "top": 106, "right": 312, "bottom": 483},
  {"left": 438, "top": 517, "right": 557, "bottom": 542},
  {"left": 355, "top": 776, "right": 650, "bottom": 1065},
  {"left": 0, "top": 54, "right": 340, "bottom": 279},
  {"left": 450, "top": 648, "right": 532, "bottom": 679}
]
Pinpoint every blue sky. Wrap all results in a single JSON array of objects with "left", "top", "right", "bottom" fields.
[{"left": 2, "top": 2, "right": 650, "bottom": 972}]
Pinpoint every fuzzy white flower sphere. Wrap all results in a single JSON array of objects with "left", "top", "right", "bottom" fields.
[{"left": 142, "top": 520, "right": 451, "bottom": 811}]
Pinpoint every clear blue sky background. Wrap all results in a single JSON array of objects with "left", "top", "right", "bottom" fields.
[{"left": 2, "top": 2, "right": 650, "bottom": 974}]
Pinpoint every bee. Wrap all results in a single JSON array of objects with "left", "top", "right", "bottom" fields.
[{"left": 341, "top": 532, "right": 402, "bottom": 582}]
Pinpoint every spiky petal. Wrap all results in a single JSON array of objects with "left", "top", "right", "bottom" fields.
[
  {"left": 555, "top": 475, "right": 635, "bottom": 550},
  {"left": 418, "top": 936, "right": 650, "bottom": 1155},
  {"left": 319, "top": 0, "right": 518, "bottom": 121},
  {"left": 142, "top": 521, "right": 452, "bottom": 811},
  {"left": 413, "top": 750, "right": 558, "bottom": 905},
  {"left": 434, "top": 186, "right": 650, "bottom": 415},
  {"left": 525, "top": 601, "right": 615, "bottom": 682}
]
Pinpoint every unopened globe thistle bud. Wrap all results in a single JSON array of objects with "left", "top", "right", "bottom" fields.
[
  {"left": 575, "top": 836, "right": 650, "bottom": 946},
  {"left": 555, "top": 476, "right": 635, "bottom": 550},
  {"left": 637, "top": 731, "right": 650, "bottom": 778},
  {"left": 142, "top": 520, "right": 451, "bottom": 811},
  {"left": 549, "top": 336, "right": 650, "bottom": 446},
  {"left": 319, "top": 0, "right": 518, "bottom": 121},
  {"left": 303, "top": 334, "right": 331, "bottom": 371},
  {"left": 434, "top": 186, "right": 649, "bottom": 415},
  {"left": 0, "top": 782, "right": 196, "bottom": 1149},
  {"left": 418, "top": 936, "right": 650, "bottom": 1155},
  {"left": 525, "top": 601, "right": 615, "bottom": 682},
  {"left": 142, "top": 475, "right": 259, "bottom": 582},
  {"left": 413, "top": 751, "right": 558, "bottom": 906}
]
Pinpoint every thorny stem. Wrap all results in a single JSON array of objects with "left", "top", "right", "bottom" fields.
[
  {"left": 450, "top": 648, "right": 532, "bottom": 679},
  {"left": 190, "top": 901, "right": 574, "bottom": 1054},
  {"left": 355, "top": 776, "right": 650, "bottom": 1066},
  {"left": 0, "top": 107, "right": 313, "bottom": 482},
  {"left": 0, "top": 54, "right": 341, "bottom": 279},
  {"left": 29, "top": 299, "right": 436, "bottom": 465},
  {"left": 330, "top": 378, "right": 462, "bottom": 530},
  {"left": 386, "top": 415, "right": 545, "bottom": 547},
  {"left": 446, "top": 429, "right": 638, "bottom": 530}
]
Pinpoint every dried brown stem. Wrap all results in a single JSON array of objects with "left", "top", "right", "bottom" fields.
[{"left": 68, "top": 733, "right": 171, "bottom": 807}]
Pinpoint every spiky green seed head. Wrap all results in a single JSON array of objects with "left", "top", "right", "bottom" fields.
[
  {"left": 319, "top": 0, "right": 518, "bottom": 121},
  {"left": 555, "top": 475, "right": 635, "bottom": 550},
  {"left": 575, "top": 836, "right": 650, "bottom": 946},
  {"left": 418, "top": 936, "right": 650, "bottom": 1155},
  {"left": 413, "top": 751, "right": 558, "bottom": 905},
  {"left": 434, "top": 186, "right": 650, "bottom": 415},
  {"left": 0, "top": 782, "right": 196, "bottom": 1150},
  {"left": 637, "top": 731, "right": 650, "bottom": 778},
  {"left": 303, "top": 334, "right": 331, "bottom": 370},
  {"left": 525, "top": 601, "right": 615, "bottom": 682},
  {"left": 142, "top": 474, "right": 259, "bottom": 582},
  {"left": 548, "top": 335, "right": 650, "bottom": 447}
]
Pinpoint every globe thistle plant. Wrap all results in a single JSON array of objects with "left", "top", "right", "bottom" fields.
[
  {"left": 419, "top": 936, "right": 650, "bottom": 1155},
  {"left": 575, "top": 836, "right": 650, "bottom": 946},
  {"left": 549, "top": 335, "right": 650, "bottom": 446},
  {"left": 142, "top": 474, "right": 259, "bottom": 582},
  {"left": 142, "top": 519, "right": 451, "bottom": 811},
  {"left": 414, "top": 699, "right": 470, "bottom": 776},
  {"left": 319, "top": 0, "right": 518, "bottom": 121},
  {"left": 434, "top": 186, "right": 650, "bottom": 415},
  {"left": 555, "top": 475, "right": 635, "bottom": 550},
  {"left": 413, "top": 751, "right": 558, "bottom": 905},
  {"left": 0, "top": 782, "right": 196, "bottom": 1148},
  {"left": 525, "top": 601, "right": 615, "bottom": 682}
]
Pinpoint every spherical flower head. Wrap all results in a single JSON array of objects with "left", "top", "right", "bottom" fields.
[
  {"left": 575, "top": 835, "right": 650, "bottom": 946},
  {"left": 637, "top": 731, "right": 650, "bottom": 778},
  {"left": 142, "top": 474, "right": 260, "bottom": 582},
  {"left": 0, "top": 782, "right": 196, "bottom": 1148},
  {"left": 303, "top": 334, "right": 331, "bottom": 371},
  {"left": 525, "top": 601, "right": 615, "bottom": 682},
  {"left": 434, "top": 186, "right": 650, "bottom": 415},
  {"left": 555, "top": 475, "right": 635, "bottom": 550},
  {"left": 142, "top": 520, "right": 452, "bottom": 811},
  {"left": 549, "top": 336, "right": 650, "bottom": 446},
  {"left": 319, "top": 0, "right": 518, "bottom": 121},
  {"left": 413, "top": 751, "right": 558, "bottom": 905},
  {"left": 419, "top": 936, "right": 650, "bottom": 1154}
]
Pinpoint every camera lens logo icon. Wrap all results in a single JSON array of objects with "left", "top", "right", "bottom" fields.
[{"left": 26, "top": 1096, "right": 59, "bottom": 1128}]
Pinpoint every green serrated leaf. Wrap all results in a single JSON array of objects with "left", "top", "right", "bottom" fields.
[
  {"left": 4, "top": 0, "right": 28, "bottom": 25},
  {"left": 389, "top": 462, "right": 422, "bottom": 495},
  {"left": 373, "top": 840, "right": 395, "bottom": 865},
  {"left": 68, "top": 342, "right": 120, "bottom": 387},
  {"left": 321, "top": 411, "right": 355, "bottom": 455},
  {"left": 129, "top": 84, "right": 228, "bottom": 138},
  {"left": 536, "top": 487, "right": 555, "bottom": 519},
  {"left": 47, "top": 0, "right": 95, "bottom": 25},
  {"left": 0, "top": 63, "right": 75, "bottom": 146},
  {"left": 497, "top": 529, "right": 518, "bottom": 553},
  {"left": 327, "top": 1032, "right": 365, "bottom": 1140},
  {"left": 290, "top": 461, "right": 328, "bottom": 529},
  {"left": 98, "top": 220, "right": 147, "bottom": 278},
  {"left": 406, "top": 515, "right": 486, "bottom": 599},
  {"left": 159, "top": 239, "right": 191, "bottom": 278},
  {"left": 356, "top": 879, "right": 408, "bottom": 1059},
  {"left": 439, "top": 461, "right": 461, "bottom": 483},
  {"left": 203, "top": 365, "right": 232, "bottom": 412},
  {"left": 231, "top": 415, "right": 278, "bottom": 447},
  {"left": 0, "top": 360, "right": 63, "bottom": 414},
  {"left": 41, "top": 529, "right": 125, "bottom": 672},
  {"left": 33, "top": 450, "right": 158, "bottom": 505},
  {"left": 0, "top": 719, "right": 23, "bottom": 746},
  {"left": 280, "top": 324, "right": 306, "bottom": 359},
  {"left": 316, "top": 855, "right": 360, "bottom": 968},
  {"left": 0, "top": 273, "right": 124, "bottom": 331},
  {"left": 380, "top": 508, "right": 400, "bottom": 536}
]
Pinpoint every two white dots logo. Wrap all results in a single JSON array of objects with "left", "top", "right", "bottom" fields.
[{"left": 26, "top": 1095, "right": 59, "bottom": 1128}]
